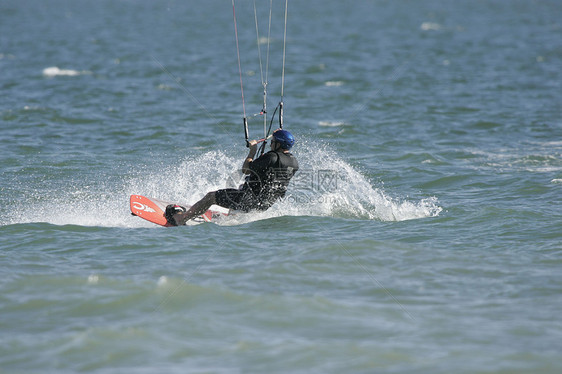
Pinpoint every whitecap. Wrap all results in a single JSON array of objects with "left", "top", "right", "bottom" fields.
[
  {"left": 42, "top": 66, "right": 90, "bottom": 77},
  {"left": 157, "top": 276, "right": 168, "bottom": 286},
  {"left": 420, "top": 22, "right": 441, "bottom": 31},
  {"left": 325, "top": 81, "right": 344, "bottom": 87},
  {"left": 87, "top": 274, "right": 99, "bottom": 284},
  {"left": 318, "top": 121, "right": 345, "bottom": 127}
]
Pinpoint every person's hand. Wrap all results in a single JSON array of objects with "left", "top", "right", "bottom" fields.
[{"left": 248, "top": 139, "right": 258, "bottom": 147}]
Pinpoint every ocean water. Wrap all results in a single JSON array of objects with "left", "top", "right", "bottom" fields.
[{"left": 1, "top": 0, "right": 561, "bottom": 373}]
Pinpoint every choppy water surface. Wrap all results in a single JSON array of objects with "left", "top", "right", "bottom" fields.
[{"left": 1, "top": 0, "right": 561, "bottom": 373}]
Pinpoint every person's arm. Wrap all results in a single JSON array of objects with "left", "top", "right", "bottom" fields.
[{"left": 241, "top": 140, "right": 258, "bottom": 174}]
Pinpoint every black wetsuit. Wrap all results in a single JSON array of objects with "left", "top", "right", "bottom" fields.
[{"left": 215, "top": 150, "right": 299, "bottom": 212}]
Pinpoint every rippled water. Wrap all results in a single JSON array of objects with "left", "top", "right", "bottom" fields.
[{"left": 1, "top": 0, "right": 561, "bottom": 373}]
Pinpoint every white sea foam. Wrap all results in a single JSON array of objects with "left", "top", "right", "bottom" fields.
[
  {"left": 87, "top": 274, "right": 99, "bottom": 284},
  {"left": 258, "top": 36, "right": 271, "bottom": 45},
  {"left": 469, "top": 143, "right": 562, "bottom": 173},
  {"left": 318, "top": 121, "right": 345, "bottom": 127},
  {"left": 42, "top": 66, "right": 90, "bottom": 77},
  {"left": 420, "top": 22, "right": 441, "bottom": 31},
  {"left": 157, "top": 276, "right": 168, "bottom": 286}
]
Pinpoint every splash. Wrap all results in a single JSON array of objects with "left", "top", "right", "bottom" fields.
[
  {"left": 3, "top": 145, "right": 441, "bottom": 227},
  {"left": 126, "top": 144, "right": 441, "bottom": 225},
  {"left": 284, "top": 143, "right": 442, "bottom": 222}
]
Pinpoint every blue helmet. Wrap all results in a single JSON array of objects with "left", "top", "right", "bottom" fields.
[{"left": 273, "top": 130, "right": 295, "bottom": 150}]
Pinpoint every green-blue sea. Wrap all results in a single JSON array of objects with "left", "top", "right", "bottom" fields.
[{"left": 1, "top": 0, "right": 561, "bottom": 373}]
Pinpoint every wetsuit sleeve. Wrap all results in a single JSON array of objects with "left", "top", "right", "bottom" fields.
[{"left": 249, "top": 152, "right": 277, "bottom": 172}]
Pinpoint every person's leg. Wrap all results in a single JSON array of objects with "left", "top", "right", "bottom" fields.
[{"left": 173, "top": 191, "right": 216, "bottom": 225}]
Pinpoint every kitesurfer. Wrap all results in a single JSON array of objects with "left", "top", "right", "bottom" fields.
[{"left": 165, "top": 129, "right": 298, "bottom": 225}]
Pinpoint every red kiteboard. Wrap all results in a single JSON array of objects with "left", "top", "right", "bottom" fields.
[{"left": 130, "top": 195, "right": 228, "bottom": 226}]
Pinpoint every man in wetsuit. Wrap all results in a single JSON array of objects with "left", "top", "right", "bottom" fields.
[{"left": 165, "top": 129, "right": 299, "bottom": 226}]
